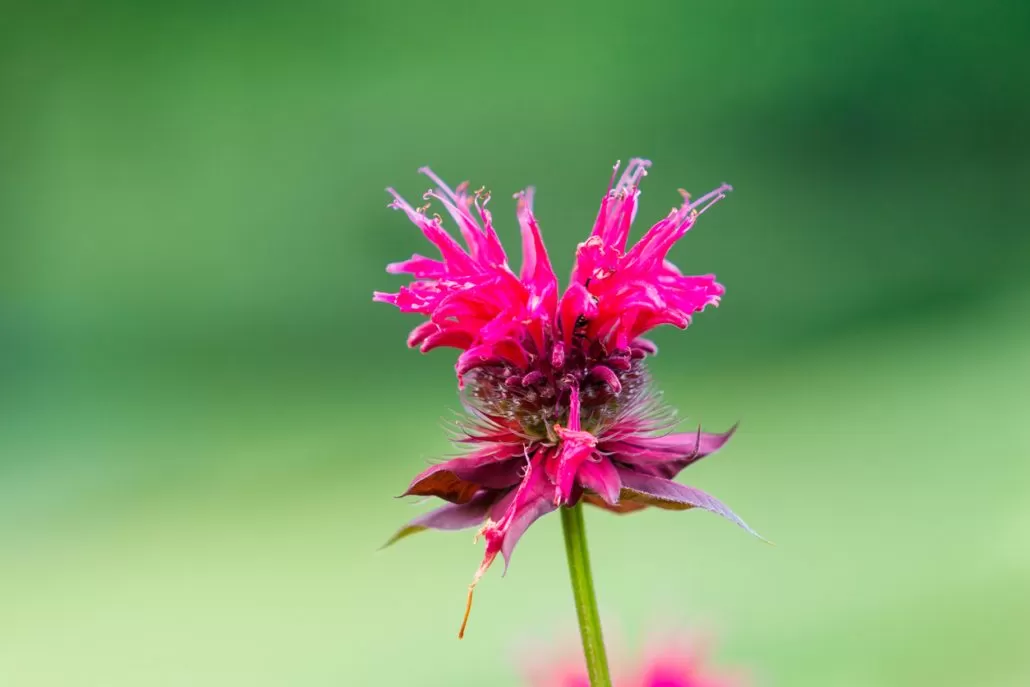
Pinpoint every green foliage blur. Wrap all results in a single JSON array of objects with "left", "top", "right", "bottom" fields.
[{"left": 2, "top": 1, "right": 1028, "bottom": 685}]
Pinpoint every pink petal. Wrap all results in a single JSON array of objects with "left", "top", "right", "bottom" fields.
[
  {"left": 576, "top": 457, "right": 622, "bottom": 506},
  {"left": 516, "top": 187, "right": 558, "bottom": 294}
]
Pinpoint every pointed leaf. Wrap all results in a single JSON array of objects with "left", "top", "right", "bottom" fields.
[{"left": 616, "top": 467, "right": 762, "bottom": 539}]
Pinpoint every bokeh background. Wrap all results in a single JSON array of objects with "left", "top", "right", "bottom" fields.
[{"left": 2, "top": 1, "right": 1029, "bottom": 685}]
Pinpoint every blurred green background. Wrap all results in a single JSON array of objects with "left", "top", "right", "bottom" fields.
[{"left": 2, "top": 1, "right": 1029, "bottom": 685}]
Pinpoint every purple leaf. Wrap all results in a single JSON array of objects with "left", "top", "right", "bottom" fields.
[
  {"left": 383, "top": 491, "right": 494, "bottom": 548},
  {"left": 616, "top": 467, "right": 762, "bottom": 539}
]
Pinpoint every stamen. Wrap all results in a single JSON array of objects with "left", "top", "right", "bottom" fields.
[
  {"left": 459, "top": 538, "right": 498, "bottom": 639},
  {"left": 615, "top": 158, "right": 652, "bottom": 194},
  {"left": 607, "top": 159, "right": 621, "bottom": 194},
  {"left": 418, "top": 166, "right": 459, "bottom": 202},
  {"left": 458, "top": 585, "right": 475, "bottom": 639},
  {"left": 687, "top": 183, "right": 733, "bottom": 216}
]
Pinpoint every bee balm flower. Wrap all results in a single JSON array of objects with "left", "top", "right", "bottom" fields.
[
  {"left": 525, "top": 631, "right": 746, "bottom": 687},
  {"left": 376, "top": 160, "right": 758, "bottom": 636}
]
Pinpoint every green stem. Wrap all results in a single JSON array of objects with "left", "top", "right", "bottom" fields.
[{"left": 560, "top": 502, "right": 612, "bottom": 687}]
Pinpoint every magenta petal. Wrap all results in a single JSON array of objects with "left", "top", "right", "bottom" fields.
[
  {"left": 456, "top": 339, "right": 529, "bottom": 376},
  {"left": 516, "top": 187, "right": 558, "bottom": 294},
  {"left": 577, "top": 457, "right": 622, "bottom": 505},
  {"left": 616, "top": 467, "right": 760, "bottom": 538},
  {"left": 499, "top": 486, "right": 556, "bottom": 570},
  {"left": 558, "top": 282, "right": 598, "bottom": 346},
  {"left": 474, "top": 453, "right": 558, "bottom": 576},
  {"left": 406, "top": 320, "right": 439, "bottom": 348},
  {"left": 553, "top": 385, "right": 599, "bottom": 504}
]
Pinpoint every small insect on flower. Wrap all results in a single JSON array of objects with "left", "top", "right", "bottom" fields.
[
  {"left": 523, "top": 630, "right": 747, "bottom": 687},
  {"left": 375, "top": 159, "right": 759, "bottom": 637}
]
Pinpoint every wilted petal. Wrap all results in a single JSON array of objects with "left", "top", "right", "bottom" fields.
[
  {"left": 459, "top": 452, "right": 556, "bottom": 638},
  {"left": 402, "top": 468, "right": 480, "bottom": 504},
  {"left": 499, "top": 486, "right": 556, "bottom": 569},
  {"left": 477, "top": 452, "right": 556, "bottom": 575}
]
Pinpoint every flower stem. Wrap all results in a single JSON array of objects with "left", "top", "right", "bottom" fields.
[{"left": 560, "top": 502, "right": 612, "bottom": 687}]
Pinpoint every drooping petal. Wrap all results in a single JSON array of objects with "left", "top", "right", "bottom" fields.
[
  {"left": 616, "top": 467, "right": 760, "bottom": 538},
  {"left": 576, "top": 456, "right": 622, "bottom": 506},
  {"left": 498, "top": 481, "right": 557, "bottom": 569},
  {"left": 459, "top": 451, "right": 557, "bottom": 638},
  {"left": 475, "top": 451, "right": 557, "bottom": 576}
]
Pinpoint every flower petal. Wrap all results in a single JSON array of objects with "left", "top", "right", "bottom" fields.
[
  {"left": 553, "top": 385, "right": 599, "bottom": 505},
  {"left": 577, "top": 457, "right": 622, "bottom": 506},
  {"left": 476, "top": 451, "right": 556, "bottom": 578},
  {"left": 516, "top": 187, "right": 558, "bottom": 296},
  {"left": 459, "top": 452, "right": 557, "bottom": 638}
]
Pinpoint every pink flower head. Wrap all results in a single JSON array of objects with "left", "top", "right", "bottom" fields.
[
  {"left": 376, "top": 160, "right": 758, "bottom": 636},
  {"left": 525, "top": 632, "right": 746, "bottom": 687}
]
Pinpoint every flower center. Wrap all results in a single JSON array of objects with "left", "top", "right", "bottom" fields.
[{"left": 463, "top": 343, "right": 650, "bottom": 441}]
